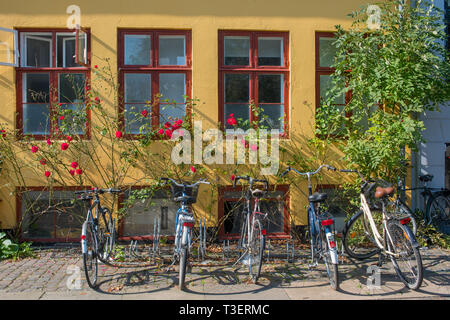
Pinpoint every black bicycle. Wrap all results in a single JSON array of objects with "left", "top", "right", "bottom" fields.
[
  {"left": 76, "top": 188, "right": 120, "bottom": 289},
  {"left": 281, "top": 165, "right": 340, "bottom": 290},
  {"left": 401, "top": 174, "right": 450, "bottom": 235},
  {"left": 232, "top": 175, "right": 268, "bottom": 283}
]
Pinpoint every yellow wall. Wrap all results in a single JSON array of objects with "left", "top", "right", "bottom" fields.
[{"left": 0, "top": 0, "right": 375, "bottom": 230}]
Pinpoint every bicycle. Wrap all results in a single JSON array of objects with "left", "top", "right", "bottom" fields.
[
  {"left": 340, "top": 169, "right": 423, "bottom": 290},
  {"left": 400, "top": 174, "right": 450, "bottom": 235},
  {"left": 232, "top": 175, "right": 268, "bottom": 283},
  {"left": 160, "top": 177, "right": 210, "bottom": 290},
  {"left": 77, "top": 188, "right": 121, "bottom": 289},
  {"left": 280, "top": 164, "right": 340, "bottom": 290}
]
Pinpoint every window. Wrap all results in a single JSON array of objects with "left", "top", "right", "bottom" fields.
[
  {"left": 219, "top": 31, "right": 289, "bottom": 134},
  {"left": 118, "top": 30, "right": 192, "bottom": 136},
  {"left": 218, "top": 185, "right": 290, "bottom": 240},
  {"left": 118, "top": 188, "right": 178, "bottom": 240},
  {"left": 16, "top": 29, "right": 90, "bottom": 139},
  {"left": 18, "top": 187, "right": 88, "bottom": 242}
]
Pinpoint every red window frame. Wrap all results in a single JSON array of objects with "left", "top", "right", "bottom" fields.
[
  {"left": 16, "top": 186, "right": 90, "bottom": 242},
  {"left": 218, "top": 30, "right": 289, "bottom": 136},
  {"left": 217, "top": 184, "right": 290, "bottom": 240},
  {"left": 117, "top": 29, "right": 192, "bottom": 138},
  {"left": 15, "top": 28, "right": 91, "bottom": 140}
]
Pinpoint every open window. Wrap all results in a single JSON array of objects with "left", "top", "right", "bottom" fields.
[
  {"left": 75, "top": 28, "right": 88, "bottom": 66},
  {"left": 0, "top": 27, "right": 18, "bottom": 67}
]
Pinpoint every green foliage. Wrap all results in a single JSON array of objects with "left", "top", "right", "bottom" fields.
[
  {"left": 0, "top": 232, "right": 35, "bottom": 261},
  {"left": 317, "top": 0, "right": 450, "bottom": 181},
  {"left": 414, "top": 210, "right": 450, "bottom": 248}
]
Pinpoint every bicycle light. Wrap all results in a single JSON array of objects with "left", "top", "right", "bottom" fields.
[
  {"left": 400, "top": 217, "right": 411, "bottom": 225},
  {"left": 321, "top": 219, "right": 334, "bottom": 226}
]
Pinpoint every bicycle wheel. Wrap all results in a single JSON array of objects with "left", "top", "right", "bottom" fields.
[
  {"left": 386, "top": 220, "right": 423, "bottom": 290},
  {"left": 82, "top": 221, "right": 98, "bottom": 289},
  {"left": 179, "top": 246, "right": 188, "bottom": 290},
  {"left": 98, "top": 209, "right": 115, "bottom": 262},
  {"left": 342, "top": 210, "right": 380, "bottom": 260},
  {"left": 307, "top": 208, "right": 319, "bottom": 262},
  {"left": 426, "top": 193, "right": 450, "bottom": 235},
  {"left": 320, "top": 229, "right": 339, "bottom": 290},
  {"left": 249, "top": 217, "right": 265, "bottom": 283}
]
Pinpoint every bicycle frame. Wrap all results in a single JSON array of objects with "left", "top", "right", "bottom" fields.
[{"left": 174, "top": 191, "right": 194, "bottom": 257}]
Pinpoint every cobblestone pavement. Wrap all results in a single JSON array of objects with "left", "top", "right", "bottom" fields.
[{"left": 0, "top": 245, "right": 448, "bottom": 300}]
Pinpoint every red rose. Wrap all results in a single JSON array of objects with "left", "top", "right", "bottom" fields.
[
  {"left": 95, "top": 97, "right": 100, "bottom": 104},
  {"left": 141, "top": 110, "right": 149, "bottom": 117},
  {"left": 231, "top": 175, "right": 235, "bottom": 181},
  {"left": 31, "top": 146, "right": 39, "bottom": 153},
  {"left": 190, "top": 166, "right": 196, "bottom": 173},
  {"left": 60, "top": 116, "right": 65, "bottom": 121},
  {"left": 40, "top": 159, "right": 46, "bottom": 165},
  {"left": 76, "top": 169, "right": 83, "bottom": 175},
  {"left": 46, "top": 139, "right": 52, "bottom": 145},
  {"left": 44, "top": 171, "right": 51, "bottom": 178},
  {"left": 158, "top": 128, "right": 164, "bottom": 135},
  {"left": 69, "top": 169, "right": 75, "bottom": 176},
  {"left": 164, "top": 121, "right": 172, "bottom": 129},
  {"left": 61, "top": 143, "right": 69, "bottom": 150},
  {"left": 0, "top": 129, "right": 6, "bottom": 138},
  {"left": 70, "top": 161, "right": 78, "bottom": 169},
  {"left": 116, "top": 131, "right": 123, "bottom": 138},
  {"left": 165, "top": 129, "right": 172, "bottom": 139},
  {"left": 94, "top": 65, "right": 98, "bottom": 69},
  {"left": 67, "top": 136, "right": 73, "bottom": 142}
]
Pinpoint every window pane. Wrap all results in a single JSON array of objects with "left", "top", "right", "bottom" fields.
[
  {"left": 224, "top": 104, "right": 250, "bottom": 128},
  {"left": 259, "top": 104, "right": 284, "bottom": 130},
  {"left": 125, "top": 104, "right": 151, "bottom": 134},
  {"left": 320, "top": 74, "right": 345, "bottom": 105},
  {"left": 23, "top": 104, "right": 50, "bottom": 135},
  {"left": 258, "top": 37, "right": 283, "bottom": 66},
  {"left": 122, "top": 190, "right": 178, "bottom": 237},
  {"left": 23, "top": 34, "right": 51, "bottom": 67},
  {"left": 159, "top": 73, "right": 185, "bottom": 103},
  {"left": 124, "top": 73, "right": 151, "bottom": 103},
  {"left": 225, "top": 74, "right": 249, "bottom": 103},
  {"left": 160, "top": 104, "right": 185, "bottom": 123},
  {"left": 54, "top": 191, "right": 86, "bottom": 239},
  {"left": 319, "top": 37, "right": 337, "bottom": 68},
  {"left": 258, "top": 74, "right": 284, "bottom": 103},
  {"left": 58, "top": 103, "right": 86, "bottom": 135},
  {"left": 159, "top": 35, "right": 186, "bottom": 65},
  {"left": 59, "top": 73, "right": 85, "bottom": 103},
  {"left": 76, "top": 29, "right": 88, "bottom": 65},
  {"left": 224, "top": 36, "right": 250, "bottom": 65},
  {"left": 124, "top": 34, "right": 151, "bottom": 65},
  {"left": 57, "top": 34, "right": 80, "bottom": 68},
  {"left": 23, "top": 73, "right": 49, "bottom": 103},
  {"left": 21, "top": 191, "right": 54, "bottom": 239}
]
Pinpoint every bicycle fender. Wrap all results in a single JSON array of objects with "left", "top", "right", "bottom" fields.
[
  {"left": 400, "top": 223, "right": 420, "bottom": 248},
  {"left": 81, "top": 221, "right": 88, "bottom": 254},
  {"left": 325, "top": 228, "right": 338, "bottom": 264}
]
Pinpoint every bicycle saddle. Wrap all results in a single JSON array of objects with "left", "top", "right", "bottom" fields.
[
  {"left": 419, "top": 174, "right": 433, "bottom": 182},
  {"left": 252, "top": 189, "right": 266, "bottom": 198},
  {"left": 374, "top": 186, "right": 394, "bottom": 199},
  {"left": 308, "top": 192, "right": 328, "bottom": 203}
]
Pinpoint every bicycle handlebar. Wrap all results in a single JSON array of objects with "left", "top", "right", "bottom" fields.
[
  {"left": 233, "top": 175, "right": 269, "bottom": 191},
  {"left": 160, "top": 177, "right": 210, "bottom": 188},
  {"left": 75, "top": 188, "right": 121, "bottom": 195},
  {"left": 280, "top": 164, "right": 336, "bottom": 178}
]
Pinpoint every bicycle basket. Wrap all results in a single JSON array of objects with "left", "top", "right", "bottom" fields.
[{"left": 169, "top": 183, "right": 199, "bottom": 204}]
